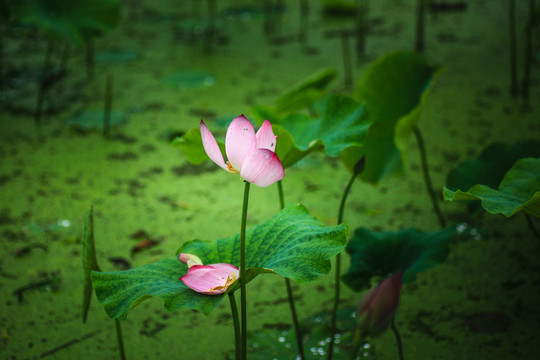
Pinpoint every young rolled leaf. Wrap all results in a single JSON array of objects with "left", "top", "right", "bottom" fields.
[
  {"left": 91, "top": 204, "right": 348, "bottom": 319},
  {"left": 274, "top": 94, "right": 371, "bottom": 168},
  {"left": 82, "top": 205, "right": 100, "bottom": 323},
  {"left": 342, "top": 227, "right": 454, "bottom": 292},
  {"left": 351, "top": 50, "right": 443, "bottom": 183},
  {"left": 274, "top": 68, "right": 338, "bottom": 114},
  {"left": 11, "top": 0, "right": 121, "bottom": 45},
  {"left": 444, "top": 158, "right": 540, "bottom": 217}
]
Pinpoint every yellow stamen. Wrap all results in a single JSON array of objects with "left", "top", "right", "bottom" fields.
[{"left": 226, "top": 161, "right": 237, "bottom": 173}]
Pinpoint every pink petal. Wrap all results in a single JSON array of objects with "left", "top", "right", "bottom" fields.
[
  {"left": 240, "top": 148, "right": 284, "bottom": 187},
  {"left": 255, "top": 120, "right": 278, "bottom": 152},
  {"left": 225, "top": 115, "right": 257, "bottom": 172},
  {"left": 180, "top": 264, "right": 239, "bottom": 295},
  {"left": 178, "top": 253, "right": 203, "bottom": 267},
  {"left": 200, "top": 120, "right": 231, "bottom": 172}
]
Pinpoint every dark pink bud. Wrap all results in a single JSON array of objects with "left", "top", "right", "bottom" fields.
[{"left": 356, "top": 271, "right": 403, "bottom": 336}]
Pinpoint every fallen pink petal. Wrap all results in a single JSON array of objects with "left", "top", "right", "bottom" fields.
[
  {"left": 200, "top": 115, "right": 284, "bottom": 187},
  {"left": 180, "top": 263, "right": 240, "bottom": 295}
]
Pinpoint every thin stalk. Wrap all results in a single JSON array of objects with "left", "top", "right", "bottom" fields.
[
  {"left": 390, "top": 317, "right": 404, "bottom": 360},
  {"left": 299, "top": 0, "right": 309, "bottom": 46},
  {"left": 413, "top": 127, "right": 447, "bottom": 229},
  {"left": 104, "top": 73, "right": 113, "bottom": 139},
  {"left": 509, "top": 0, "right": 519, "bottom": 97},
  {"left": 341, "top": 32, "right": 353, "bottom": 92},
  {"left": 86, "top": 40, "right": 94, "bottom": 79},
  {"left": 35, "top": 39, "right": 54, "bottom": 128},
  {"left": 522, "top": 0, "right": 535, "bottom": 101},
  {"left": 415, "top": 0, "right": 425, "bottom": 53},
  {"left": 327, "top": 171, "right": 359, "bottom": 360},
  {"left": 277, "top": 180, "right": 305, "bottom": 360},
  {"left": 229, "top": 292, "right": 241, "bottom": 360},
  {"left": 114, "top": 319, "right": 126, "bottom": 360},
  {"left": 355, "top": 0, "right": 368, "bottom": 62},
  {"left": 240, "top": 181, "right": 251, "bottom": 360},
  {"left": 525, "top": 214, "right": 540, "bottom": 241},
  {"left": 349, "top": 328, "right": 364, "bottom": 360}
]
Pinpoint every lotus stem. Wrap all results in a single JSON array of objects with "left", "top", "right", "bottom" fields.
[
  {"left": 104, "top": 74, "right": 113, "bottom": 139},
  {"left": 522, "top": 0, "right": 535, "bottom": 101},
  {"left": 277, "top": 180, "right": 306, "bottom": 360},
  {"left": 525, "top": 214, "right": 540, "bottom": 241},
  {"left": 349, "top": 328, "right": 364, "bottom": 360},
  {"left": 341, "top": 32, "right": 353, "bottom": 92},
  {"left": 355, "top": 0, "right": 369, "bottom": 62},
  {"left": 86, "top": 40, "right": 94, "bottom": 79},
  {"left": 509, "top": 0, "right": 519, "bottom": 97},
  {"left": 327, "top": 171, "right": 359, "bottom": 360},
  {"left": 415, "top": 0, "right": 425, "bottom": 53},
  {"left": 413, "top": 127, "right": 447, "bottom": 229},
  {"left": 299, "top": 0, "right": 309, "bottom": 46},
  {"left": 35, "top": 39, "right": 54, "bottom": 128},
  {"left": 228, "top": 293, "right": 241, "bottom": 360},
  {"left": 240, "top": 181, "right": 251, "bottom": 360},
  {"left": 391, "top": 316, "right": 404, "bottom": 360},
  {"left": 114, "top": 319, "right": 126, "bottom": 360}
]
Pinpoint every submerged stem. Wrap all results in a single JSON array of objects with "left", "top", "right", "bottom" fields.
[
  {"left": 240, "top": 181, "right": 251, "bottom": 360},
  {"left": 114, "top": 318, "right": 126, "bottom": 360},
  {"left": 229, "top": 292, "right": 241, "bottom": 360},
  {"left": 327, "top": 171, "right": 359, "bottom": 360},
  {"left": 391, "top": 316, "right": 404, "bottom": 360},
  {"left": 525, "top": 214, "right": 540, "bottom": 241},
  {"left": 413, "top": 127, "right": 447, "bottom": 229},
  {"left": 277, "top": 180, "right": 306, "bottom": 359}
]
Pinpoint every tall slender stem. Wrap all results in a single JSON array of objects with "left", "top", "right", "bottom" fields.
[
  {"left": 349, "top": 328, "right": 364, "bottom": 360},
  {"left": 240, "top": 181, "right": 251, "bottom": 360},
  {"left": 229, "top": 292, "right": 241, "bottom": 360},
  {"left": 114, "top": 319, "right": 126, "bottom": 360},
  {"left": 525, "top": 214, "right": 540, "bottom": 241},
  {"left": 522, "top": 0, "right": 535, "bottom": 101},
  {"left": 104, "top": 73, "right": 113, "bottom": 139},
  {"left": 277, "top": 180, "right": 305, "bottom": 360},
  {"left": 391, "top": 317, "right": 404, "bottom": 360},
  {"left": 327, "top": 171, "right": 359, "bottom": 360},
  {"left": 509, "top": 0, "right": 519, "bottom": 97},
  {"left": 415, "top": 0, "right": 425, "bottom": 53},
  {"left": 35, "top": 39, "right": 54, "bottom": 128},
  {"left": 413, "top": 127, "right": 447, "bottom": 229}
]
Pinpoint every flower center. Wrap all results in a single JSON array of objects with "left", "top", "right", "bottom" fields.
[{"left": 226, "top": 161, "right": 237, "bottom": 173}]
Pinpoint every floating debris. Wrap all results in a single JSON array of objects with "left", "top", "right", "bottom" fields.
[
  {"left": 130, "top": 238, "right": 160, "bottom": 257},
  {"left": 108, "top": 256, "right": 132, "bottom": 270},
  {"left": 13, "top": 274, "right": 61, "bottom": 304},
  {"left": 160, "top": 71, "right": 215, "bottom": 90},
  {"left": 12, "top": 242, "right": 48, "bottom": 257}
]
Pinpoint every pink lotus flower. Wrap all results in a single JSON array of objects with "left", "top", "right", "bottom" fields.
[
  {"left": 200, "top": 115, "right": 284, "bottom": 187},
  {"left": 356, "top": 271, "right": 403, "bottom": 336},
  {"left": 180, "top": 260, "right": 239, "bottom": 295}
]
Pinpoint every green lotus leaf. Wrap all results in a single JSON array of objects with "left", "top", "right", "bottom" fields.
[
  {"left": 91, "top": 204, "right": 348, "bottom": 319},
  {"left": 274, "top": 94, "right": 370, "bottom": 168},
  {"left": 445, "top": 140, "right": 540, "bottom": 195},
  {"left": 444, "top": 158, "right": 540, "bottom": 217},
  {"left": 11, "top": 0, "right": 121, "bottom": 44},
  {"left": 352, "top": 50, "right": 443, "bottom": 183},
  {"left": 274, "top": 68, "right": 338, "bottom": 114},
  {"left": 343, "top": 227, "right": 454, "bottom": 291},
  {"left": 172, "top": 127, "right": 224, "bottom": 165}
]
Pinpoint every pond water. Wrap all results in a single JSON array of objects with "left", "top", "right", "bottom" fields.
[{"left": 0, "top": 1, "right": 539, "bottom": 359}]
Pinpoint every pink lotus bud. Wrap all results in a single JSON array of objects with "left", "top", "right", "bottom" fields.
[
  {"left": 356, "top": 271, "right": 403, "bottom": 336},
  {"left": 178, "top": 253, "right": 203, "bottom": 268},
  {"left": 180, "top": 263, "right": 239, "bottom": 295}
]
